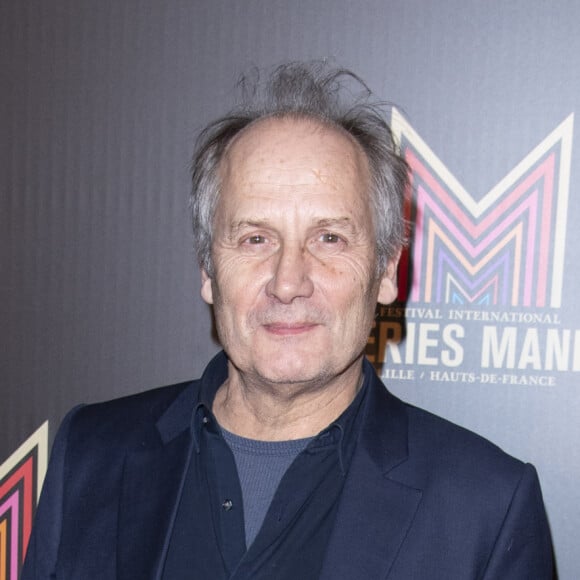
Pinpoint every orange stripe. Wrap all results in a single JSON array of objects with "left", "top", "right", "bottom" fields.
[{"left": 0, "top": 518, "right": 7, "bottom": 580}]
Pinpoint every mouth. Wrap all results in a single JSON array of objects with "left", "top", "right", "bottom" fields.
[{"left": 262, "top": 322, "right": 320, "bottom": 336}]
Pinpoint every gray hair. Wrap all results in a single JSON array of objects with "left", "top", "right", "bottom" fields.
[{"left": 190, "top": 62, "right": 409, "bottom": 277}]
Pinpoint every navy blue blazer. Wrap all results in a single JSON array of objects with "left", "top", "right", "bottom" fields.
[{"left": 22, "top": 354, "right": 553, "bottom": 579}]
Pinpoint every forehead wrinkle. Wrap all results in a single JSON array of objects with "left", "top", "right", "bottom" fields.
[
  {"left": 236, "top": 161, "right": 357, "bottom": 189},
  {"left": 220, "top": 118, "right": 370, "bottom": 190},
  {"left": 236, "top": 178, "right": 330, "bottom": 188}
]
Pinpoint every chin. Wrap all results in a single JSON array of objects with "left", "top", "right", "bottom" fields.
[{"left": 253, "top": 356, "right": 328, "bottom": 386}]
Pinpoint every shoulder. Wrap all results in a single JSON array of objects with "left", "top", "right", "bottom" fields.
[
  {"left": 397, "top": 402, "right": 552, "bottom": 574},
  {"left": 63, "top": 379, "right": 198, "bottom": 453},
  {"left": 404, "top": 402, "right": 524, "bottom": 477},
  {"left": 359, "top": 377, "right": 552, "bottom": 575},
  {"left": 364, "top": 372, "right": 530, "bottom": 498},
  {"left": 389, "top": 398, "right": 533, "bottom": 514}
]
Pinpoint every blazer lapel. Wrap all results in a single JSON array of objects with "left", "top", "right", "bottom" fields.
[
  {"left": 117, "top": 386, "right": 196, "bottom": 580},
  {"left": 320, "top": 369, "right": 423, "bottom": 580},
  {"left": 319, "top": 447, "right": 422, "bottom": 580}
]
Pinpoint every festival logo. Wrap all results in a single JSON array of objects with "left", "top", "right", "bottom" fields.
[
  {"left": 368, "top": 111, "right": 576, "bottom": 385},
  {"left": 0, "top": 423, "right": 48, "bottom": 580}
]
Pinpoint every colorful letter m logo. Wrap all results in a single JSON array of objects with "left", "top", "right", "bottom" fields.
[
  {"left": 0, "top": 424, "right": 48, "bottom": 580},
  {"left": 391, "top": 111, "right": 574, "bottom": 308}
]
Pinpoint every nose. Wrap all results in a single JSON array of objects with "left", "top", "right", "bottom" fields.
[{"left": 266, "top": 243, "right": 315, "bottom": 303}]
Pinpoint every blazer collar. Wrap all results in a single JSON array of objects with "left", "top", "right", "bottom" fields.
[
  {"left": 157, "top": 350, "right": 228, "bottom": 444},
  {"left": 116, "top": 351, "right": 228, "bottom": 580},
  {"left": 359, "top": 359, "right": 411, "bottom": 473}
]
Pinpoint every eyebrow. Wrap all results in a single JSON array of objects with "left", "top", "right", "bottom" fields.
[
  {"left": 314, "top": 217, "right": 355, "bottom": 230},
  {"left": 227, "top": 217, "right": 356, "bottom": 234},
  {"left": 226, "top": 219, "right": 270, "bottom": 236}
]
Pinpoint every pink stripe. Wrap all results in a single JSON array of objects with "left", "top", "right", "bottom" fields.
[
  {"left": 425, "top": 222, "right": 435, "bottom": 301},
  {"left": 419, "top": 190, "right": 533, "bottom": 305},
  {"left": 537, "top": 154, "right": 555, "bottom": 306},
  {"left": 0, "top": 488, "right": 20, "bottom": 580},
  {"left": 417, "top": 185, "right": 538, "bottom": 258},
  {"left": 410, "top": 179, "right": 425, "bottom": 302},
  {"left": 521, "top": 192, "right": 538, "bottom": 307},
  {"left": 426, "top": 218, "right": 523, "bottom": 304},
  {"left": 511, "top": 226, "right": 523, "bottom": 306},
  {"left": 408, "top": 149, "right": 554, "bottom": 238}
]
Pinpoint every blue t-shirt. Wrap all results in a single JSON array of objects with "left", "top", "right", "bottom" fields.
[{"left": 221, "top": 428, "right": 313, "bottom": 547}]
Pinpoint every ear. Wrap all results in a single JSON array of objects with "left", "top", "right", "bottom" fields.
[
  {"left": 377, "top": 251, "right": 401, "bottom": 305},
  {"left": 200, "top": 268, "right": 214, "bottom": 305}
]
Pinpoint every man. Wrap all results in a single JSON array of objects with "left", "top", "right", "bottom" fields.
[{"left": 23, "top": 63, "right": 553, "bottom": 579}]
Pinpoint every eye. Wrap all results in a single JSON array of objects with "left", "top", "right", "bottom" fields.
[
  {"left": 244, "top": 234, "right": 267, "bottom": 245},
  {"left": 320, "top": 232, "right": 342, "bottom": 244}
]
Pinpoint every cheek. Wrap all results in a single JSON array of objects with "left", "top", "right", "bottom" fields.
[
  {"left": 322, "top": 276, "right": 378, "bottom": 325},
  {"left": 324, "top": 258, "right": 376, "bottom": 297},
  {"left": 211, "top": 264, "right": 266, "bottom": 324},
  {"left": 215, "top": 252, "right": 270, "bottom": 285}
]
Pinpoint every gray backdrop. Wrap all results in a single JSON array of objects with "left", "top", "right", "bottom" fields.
[{"left": 2, "top": 1, "right": 579, "bottom": 577}]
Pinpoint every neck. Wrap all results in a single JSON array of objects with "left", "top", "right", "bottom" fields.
[{"left": 212, "top": 360, "right": 364, "bottom": 441}]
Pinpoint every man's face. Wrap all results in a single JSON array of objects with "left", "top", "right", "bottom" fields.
[{"left": 201, "top": 117, "right": 398, "bottom": 389}]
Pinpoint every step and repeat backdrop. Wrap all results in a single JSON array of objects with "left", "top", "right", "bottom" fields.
[{"left": 2, "top": 1, "right": 579, "bottom": 577}]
